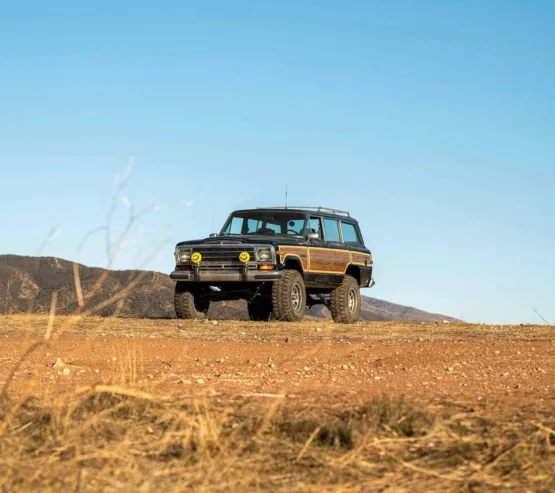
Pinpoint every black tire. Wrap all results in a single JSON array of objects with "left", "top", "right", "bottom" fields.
[
  {"left": 247, "top": 297, "right": 272, "bottom": 321},
  {"left": 330, "top": 275, "right": 361, "bottom": 324},
  {"left": 271, "top": 270, "right": 306, "bottom": 322},
  {"left": 174, "top": 284, "right": 210, "bottom": 319}
]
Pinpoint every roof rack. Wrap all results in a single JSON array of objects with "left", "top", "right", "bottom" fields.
[{"left": 256, "top": 206, "right": 351, "bottom": 217}]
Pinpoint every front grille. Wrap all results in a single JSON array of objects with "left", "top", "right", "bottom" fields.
[
  {"left": 199, "top": 262, "right": 256, "bottom": 271},
  {"left": 192, "top": 246, "right": 256, "bottom": 262}
]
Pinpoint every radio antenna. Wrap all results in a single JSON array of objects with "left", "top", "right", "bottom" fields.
[{"left": 285, "top": 184, "right": 288, "bottom": 208}]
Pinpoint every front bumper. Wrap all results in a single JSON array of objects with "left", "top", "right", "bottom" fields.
[{"left": 170, "top": 268, "right": 283, "bottom": 282}]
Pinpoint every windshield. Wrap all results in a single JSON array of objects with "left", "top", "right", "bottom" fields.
[{"left": 221, "top": 211, "right": 306, "bottom": 236}]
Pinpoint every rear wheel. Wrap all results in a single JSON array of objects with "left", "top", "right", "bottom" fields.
[
  {"left": 247, "top": 297, "right": 272, "bottom": 321},
  {"left": 330, "top": 275, "right": 361, "bottom": 323},
  {"left": 174, "top": 284, "right": 210, "bottom": 319},
  {"left": 271, "top": 270, "right": 306, "bottom": 322}
]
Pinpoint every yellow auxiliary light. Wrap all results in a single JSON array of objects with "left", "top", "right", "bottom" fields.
[
  {"left": 191, "top": 252, "right": 202, "bottom": 264},
  {"left": 239, "top": 251, "right": 250, "bottom": 263}
]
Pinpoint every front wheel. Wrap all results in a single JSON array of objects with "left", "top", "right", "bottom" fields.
[
  {"left": 174, "top": 284, "right": 210, "bottom": 319},
  {"left": 330, "top": 275, "right": 361, "bottom": 323},
  {"left": 271, "top": 270, "right": 306, "bottom": 322}
]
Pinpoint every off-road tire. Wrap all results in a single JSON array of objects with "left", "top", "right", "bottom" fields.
[
  {"left": 174, "top": 284, "right": 210, "bottom": 319},
  {"left": 247, "top": 297, "right": 272, "bottom": 321},
  {"left": 271, "top": 270, "right": 306, "bottom": 322},
  {"left": 330, "top": 275, "right": 361, "bottom": 324}
]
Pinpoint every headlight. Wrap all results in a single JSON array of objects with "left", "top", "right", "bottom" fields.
[
  {"left": 255, "top": 248, "right": 272, "bottom": 262},
  {"left": 175, "top": 248, "right": 191, "bottom": 263}
]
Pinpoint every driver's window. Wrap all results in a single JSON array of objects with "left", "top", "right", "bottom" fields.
[
  {"left": 287, "top": 219, "right": 304, "bottom": 235},
  {"left": 308, "top": 217, "right": 322, "bottom": 240}
]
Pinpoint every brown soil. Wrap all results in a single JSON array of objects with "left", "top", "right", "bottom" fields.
[{"left": 2, "top": 315, "right": 554, "bottom": 409}]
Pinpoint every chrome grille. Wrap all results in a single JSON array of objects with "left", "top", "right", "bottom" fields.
[{"left": 199, "top": 262, "right": 256, "bottom": 271}]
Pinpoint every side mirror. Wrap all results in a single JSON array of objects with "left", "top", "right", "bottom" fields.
[
  {"left": 308, "top": 232, "right": 319, "bottom": 240},
  {"left": 209, "top": 233, "right": 218, "bottom": 238}
]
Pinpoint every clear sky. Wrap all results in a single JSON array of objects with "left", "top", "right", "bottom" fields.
[{"left": 1, "top": 1, "right": 554, "bottom": 324}]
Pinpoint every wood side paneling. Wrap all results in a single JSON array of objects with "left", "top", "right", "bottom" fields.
[
  {"left": 278, "top": 244, "right": 371, "bottom": 274},
  {"left": 351, "top": 252, "right": 372, "bottom": 266},
  {"left": 309, "top": 248, "right": 350, "bottom": 273},
  {"left": 278, "top": 246, "right": 309, "bottom": 271}
]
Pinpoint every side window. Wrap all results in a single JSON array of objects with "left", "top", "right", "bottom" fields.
[
  {"left": 308, "top": 217, "right": 322, "bottom": 239},
  {"left": 341, "top": 223, "right": 361, "bottom": 245},
  {"left": 226, "top": 217, "right": 243, "bottom": 234},
  {"left": 323, "top": 218, "right": 341, "bottom": 242}
]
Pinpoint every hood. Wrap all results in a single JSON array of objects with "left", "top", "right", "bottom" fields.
[{"left": 176, "top": 235, "right": 307, "bottom": 247}]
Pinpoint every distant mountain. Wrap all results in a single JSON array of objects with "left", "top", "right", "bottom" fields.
[{"left": 0, "top": 255, "right": 457, "bottom": 323}]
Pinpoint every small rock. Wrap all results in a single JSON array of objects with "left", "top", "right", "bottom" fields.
[
  {"left": 303, "top": 366, "right": 310, "bottom": 372},
  {"left": 374, "top": 376, "right": 381, "bottom": 381},
  {"left": 315, "top": 327, "right": 322, "bottom": 333},
  {"left": 52, "top": 358, "right": 65, "bottom": 369},
  {"left": 447, "top": 367, "right": 454, "bottom": 373},
  {"left": 62, "top": 368, "right": 70, "bottom": 376},
  {"left": 112, "top": 357, "right": 117, "bottom": 361},
  {"left": 285, "top": 337, "right": 290, "bottom": 343},
  {"left": 177, "top": 323, "right": 184, "bottom": 328},
  {"left": 95, "top": 369, "right": 100, "bottom": 374},
  {"left": 212, "top": 320, "right": 218, "bottom": 325},
  {"left": 178, "top": 379, "right": 192, "bottom": 385},
  {"left": 269, "top": 363, "right": 276, "bottom": 369},
  {"left": 196, "top": 378, "right": 205, "bottom": 385}
]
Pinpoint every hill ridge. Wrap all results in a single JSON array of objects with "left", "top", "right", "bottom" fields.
[{"left": 0, "top": 254, "right": 457, "bottom": 322}]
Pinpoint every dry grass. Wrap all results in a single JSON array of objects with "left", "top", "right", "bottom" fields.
[
  {"left": 1, "top": 315, "right": 554, "bottom": 491},
  {"left": 0, "top": 385, "right": 554, "bottom": 492}
]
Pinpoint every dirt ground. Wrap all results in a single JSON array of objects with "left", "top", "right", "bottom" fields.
[{"left": 1, "top": 315, "right": 554, "bottom": 409}]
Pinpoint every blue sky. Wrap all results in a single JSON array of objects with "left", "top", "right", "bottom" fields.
[{"left": 1, "top": 1, "right": 554, "bottom": 324}]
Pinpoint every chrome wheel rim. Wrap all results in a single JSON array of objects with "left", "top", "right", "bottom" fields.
[
  {"left": 348, "top": 289, "right": 357, "bottom": 312},
  {"left": 291, "top": 283, "right": 302, "bottom": 311}
]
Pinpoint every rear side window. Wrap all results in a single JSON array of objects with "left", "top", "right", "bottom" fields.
[
  {"left": 323, "top": 218, "right": 341, "bottom": 242},
  {"left": 341, "top": 222, "right": 361, "bottom": 245}
]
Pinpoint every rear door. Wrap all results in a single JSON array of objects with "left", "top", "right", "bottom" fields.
[
  {"left": 322, "top": 217, "right": 350, "bottom": 273},
  {"left": 307, "top": 216, "right": 349, "bottom": 282}
]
